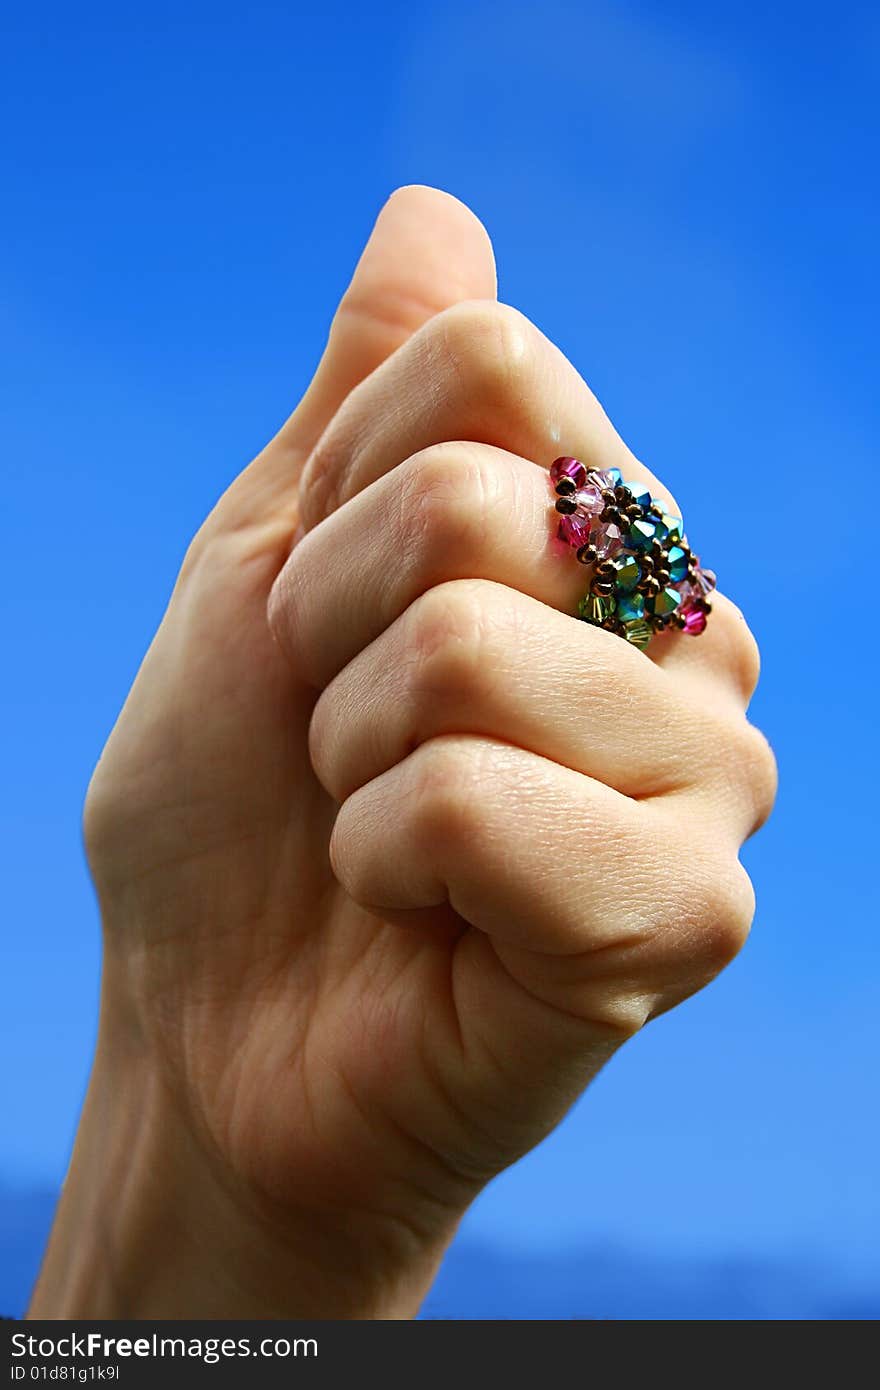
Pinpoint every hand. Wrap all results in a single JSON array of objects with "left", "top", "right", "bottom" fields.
[{"left": 30, "top": 186, "right": 776, "bottom": 1319}]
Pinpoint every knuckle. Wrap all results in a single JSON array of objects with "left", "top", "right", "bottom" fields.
[
  {"left": 621, "top": 831, "right": 757, "bottom": 1008},
  {"left": 406, "top": 580, "right": 494, "bottom": 712},
  {"left": 407, "top": 735, "right": 487, "bottom": 859},
  {"left": 332, "top": 271, "right": 437, "bottom": 351},
  {"left": 719, "top": 717, "right": 778, "bottom": 834},
  {"left": 399, "top": 444, "right": 502, "bottom": 578},
  {"left": 702, "top": 711, "right": 778, "bottom": 837},
  {"left": 739, "top": 724, "right": 778, "bottom": 832},
  {"left": 436, "top": 299, "right": 533, "bottom": 413},
  {"left": 641, "top": 828, "right": 754, "bottom": 976},
  {"left": 716, "top": 595, "right": 762, "bottom": 697},
  {"left": 697, "top": 859, "right": 756, "bottom": 973}
]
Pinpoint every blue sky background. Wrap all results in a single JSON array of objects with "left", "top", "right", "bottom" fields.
[{"left": 1, "top": 0, "right": 878, "bottom": 1319}]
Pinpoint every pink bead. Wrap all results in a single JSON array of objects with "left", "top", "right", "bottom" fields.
[
  {"left": 576, "top": 483, "right": 604, "bottom": 514},
  {"left": 556, "top": 482, "right": 604, "bottom": 547},
  {"left": 550, "top": 456, "right": 587, "bottom": 487},
  {"left": 681, "top": 603, "right": 707, "bottom": 635},
  {"left": 679, "top": 567, "right": 716, "bottom": 611},
  {"left": 591, "top": 521, "right": 623, "bottom": 558},
  {"left": 590, "top": 467, "right": 621, "bottom": 490},
  {"left": 557, "top": 511, "right": 592, "bottom": 546}
]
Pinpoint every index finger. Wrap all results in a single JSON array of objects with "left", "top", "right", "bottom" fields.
[{"left": 296, "top": 298, "right": 680, "bottom": 533}]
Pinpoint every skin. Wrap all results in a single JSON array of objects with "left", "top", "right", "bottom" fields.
[{"left": 29, "top": 185, "right": 776, "bottom": 1319}]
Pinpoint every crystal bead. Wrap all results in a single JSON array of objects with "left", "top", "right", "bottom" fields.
[
  {"left": 679, "top": 560, "right": 716, "bottom": 605},
  {"left": 650, "top": 585, "right": 682, "bottom": 616},
  {"left": 550, "top": 456, "right": 587, "bottom": 489},
  {"left": 624, "top": 517, "right": 657, "bottom": 550},
  {"left": 665, "top": 545, "right": 688, "bottom": 584},
  {"left": 558, "top": 513, "right": 590, "bottom": 547},
  {"left": 659, "top": 513, "right": 683, "bottom": 543},
  {"left": 578, "top": 483, "right": 605, "bottom": 513},
  {"left": 622, "top": 618, "right": 653, "bottom": 650},
  {"left": 588, "top": 466, "right": 622, "bottom": 490},
  {"left": 555, "top": 482, "right": 604, "bottom": 547},
  {"left": 578, "top": 592, "right": 616, "bottom": 624},
  {"left": 612, "top": 553, "right": 641, "bottom": 592},
  {"left": 590, "top": 521, "right": 623, "bottom": 558},
  {"left": 621, "top": 480, "right": 652, "bottom": 509},
  {"left": 680, "top": 602, "right": 707, "bottom": 635},
  {"left": 617, "top": 592, "right": 646, "bottom": 622}
]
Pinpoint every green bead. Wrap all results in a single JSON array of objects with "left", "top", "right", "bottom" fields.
[
  {"left": 612, "top": 553, "right": 641, "bottom": 592},
  {"left": 649, "top": 585, "right": 682, "bottom": 616},
  {"left": 666, "top": 545, "right": 688, "bottom": 583},
  {"left": 622, "top": 618, "right": 653, "bottom": 650},
  {"left": 617, "top": 592, "right": 646, "bottom": 622},
  {"left": 578, "top": 592, "right": 616, "bottom": 624},
  {"left": 659, "top": 513, "right": 683, "bottom": 543}
]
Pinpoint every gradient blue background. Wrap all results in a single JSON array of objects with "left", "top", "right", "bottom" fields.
[{"left": 2, "top": 0, "right": 878, "bottom": 1320}]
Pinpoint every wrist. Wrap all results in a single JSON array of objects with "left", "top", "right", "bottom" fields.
[{"left": 28, "top": 977, "right": 454, "bottom": 1319}]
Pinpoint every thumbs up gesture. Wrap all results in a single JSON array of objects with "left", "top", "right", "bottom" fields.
[{"left": 31, "top": 187, "right": 775, "bottom": 1319}]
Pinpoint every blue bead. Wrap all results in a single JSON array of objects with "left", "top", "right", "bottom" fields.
[
  {"left": 650, "top": 586, "right": 682, "bottom": 616},
  {"left": 617, "top": 592, "right": 646, "bottom": 622},
  {"left": 625, "top": 518, "right": 657, "bottom": 550},
  {"left": 666, "top": 545, "right": 688, "bottom": 583},
  {"left": 660, "top": 513, "right": 683, "bottom": 543},
  {"left": 622, "top": 480, "right": 652, "bottom": 508}
]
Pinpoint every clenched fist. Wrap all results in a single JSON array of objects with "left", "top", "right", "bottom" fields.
[{"left": 30, "top": 186, "right": 776, "bottom": 1319}]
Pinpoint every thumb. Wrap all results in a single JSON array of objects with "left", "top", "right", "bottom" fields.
[
  {"left": 237, "top": 186, "right": 497, "bottom": 516},
  {"left": 290, "top": 185, "right": 497, "bottom": 446}
]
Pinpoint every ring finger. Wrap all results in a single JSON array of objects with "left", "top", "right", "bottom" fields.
[{"left": 272, "top": 439, "right": 756, "bottom": 704}]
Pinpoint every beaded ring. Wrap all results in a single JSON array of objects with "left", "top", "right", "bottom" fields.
[{"left": 550, "top": 456, "right": 716, "bottom": 652}]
